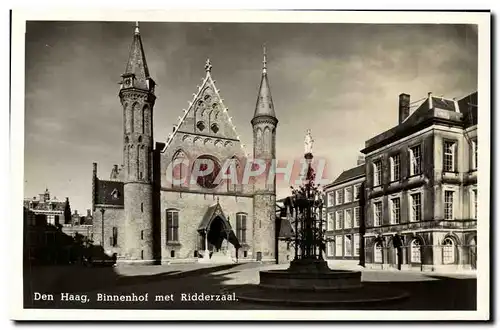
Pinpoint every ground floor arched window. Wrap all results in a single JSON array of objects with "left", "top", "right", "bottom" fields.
[
  {"left": 442, "top": 237, "right": 455, "bottom": 264},
  {"left": 374, "top": 242, "right": 383, "bottom": 263},
  {"left": 410, "top": 239, "right": 421, "bottom": 263}
]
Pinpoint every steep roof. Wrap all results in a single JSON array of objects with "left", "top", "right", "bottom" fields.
[
  {"left": 458, "top": 91, "right": 478, "bottom": 128},
  {"left": 94, "top": 179, "right": 124, "bottom": 207},
  {"left": 277, "top": 217, "right": 294, "bottom": 238},
  {"left": 122, "top": 22, "right": 151, "bottom": 90},
  {"left": 24, "top": 200, "right": 66, "bottom": 212},
  {"left": 162, "top": 59, "right": 248, "bottom": 156},
  {"left": 362, "top": 92, "right": 473, "bottom": 154},
  {"left": 330, "top": 164, "right": 365, "bottom": 186},
  {"left": 253, "top": 48, "right": 276, "bottom": 119}
]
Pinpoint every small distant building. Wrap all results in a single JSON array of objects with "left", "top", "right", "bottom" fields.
[
  {"left": 275, "top": 198, "right": 296, "bottom": 264},
  {"left": 61, "top": 209, "right": 93, "bottom": 241},
  {"left": 324, "top": 156, "right": 366, "bottom": 266},
  {"left": 23, "top": 188, "right": 70, "bottom": 226}
]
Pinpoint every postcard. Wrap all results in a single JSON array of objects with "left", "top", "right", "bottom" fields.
[{"left": 10, "top": 9, "right": 490, "bottom": 321}]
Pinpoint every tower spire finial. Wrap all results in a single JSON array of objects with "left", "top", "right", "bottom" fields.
[
  {"left": 262, "top": 44, "right": 267, "bottom": 74},
  {"left": 205, "top": 58, "right": 212, "bottom": 73},
  {"left": 135, "top": 21, "right": 140, "bottom": 35}
]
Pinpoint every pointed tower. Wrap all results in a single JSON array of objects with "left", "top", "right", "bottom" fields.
[
  {"left": 119, "top": 22, "right": 156, "bottom": 263},
  {"left": 251, "top": 46, "right": 278, "bottom": 263}
]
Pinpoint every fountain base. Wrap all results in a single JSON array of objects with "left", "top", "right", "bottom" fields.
[{"left": 233, "top": 259, "right": 409, "bottom": 307}]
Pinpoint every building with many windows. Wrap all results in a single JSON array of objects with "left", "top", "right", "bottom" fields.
[
  {"left": 360, "top": 91, "right": 478, "bottom": 272},
  {"left": 324, "top": 156, "right": 366, "bottom": 266},
  {"left": 23, "top": 188, "right": 71, "bottom": 226}
]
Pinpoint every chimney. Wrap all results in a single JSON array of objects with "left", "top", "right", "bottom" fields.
[
  {"left": 87, "top": 209, "right": 91, "bottom": 217},
  {"left": 357, "top": 155, "right": 365, "bottom": 166},
  {"left": 453, "top": 97, "right": 460, "bottom": 112},
  {"left": 428, "top": 92, "right": 433, "bottom": 109},
  {"left": 93, "top": 162, "right": 97, "bottom": 177},
  {"left": 398, "top": 93, "right": 410, "bottom": 124}
]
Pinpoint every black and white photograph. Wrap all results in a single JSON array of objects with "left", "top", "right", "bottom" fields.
[{"left": 9, "top": 9, "right": 490, "bottom": 321}]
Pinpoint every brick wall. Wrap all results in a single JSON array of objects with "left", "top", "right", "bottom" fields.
[
  {"left": 252, "top": 193, "right": 276, "bottom": 262},
  {"left": 124, "top": 182, "right": 154, "bottom": 262},
  {"left": 92, "top": 207, "right": 124, "bottom": 256}
]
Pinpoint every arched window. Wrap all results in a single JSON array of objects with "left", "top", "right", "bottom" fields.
[
  {"left": 131, "top": 103, "right": 137, "bottom": 133},
  {"left": 112, "top": 227, "right": 118, "bottom": 247},
  {"left": 136, "top": 145, "right": 140, "bottom": 179},
  {"left": 166, "top": 209, "right": 179, "bottom": 242},
  {"left": 194, "top": 155, "right": 221, "bottom": 189},
  {"left": 171, "top": 150, "right": 188, "bottom": 187},
  {"left": 127, "top": 145, "right": 132, "bottom": 175},
  {"left": 263, "top": 126, "right": 271, "bottom": 154},
  {"left": 374, "top": 242, "right": 383, "bottom": 263},
  {"left": 226, "top": 157, "right": 240, "bottom": 192},
  {"left": 142, "top": 106, "right": 147, "bottom": 134},
  {"left": 410, "top": 239, "right": 421, "bottom": 263},
  {"left": 197, "top": 121, "right": 206, "bottom": 131},
  {"left": 236, "top": 213, "right": 247, "bottom": 243},
  {"left": 442, "top": 237, "right": 455, "bottom": 264}
]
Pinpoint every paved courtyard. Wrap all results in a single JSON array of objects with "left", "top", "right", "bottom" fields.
[{"left": 24, "top": 262, "right": 477, "bottom": 310}]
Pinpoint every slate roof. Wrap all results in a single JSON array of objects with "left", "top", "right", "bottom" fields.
[
  {"left": 431, "top": 97, "right": 456, "bottom": 111},
  {"left": 254, "top": 53, "right": 276, "bottom": 119},
  {"left": 198, "top": 202, "right": 241, "bottom": 248},
  {"left": 94, "top": 179, "right": 124, "bottom": 207},
  {"left": 198, "top": 203, "right": 222, "bottom": 231},
  {"left": 23, "top": 199, "right": 66, "bottom": 212},
  {"left": 123, "top": 24, "right": 151, "bottom": 90},
  {"left": 277, "top": 217, "right": 294, "bottom": 238},
  {"left": 330, "top": 164, "right": 365, "bottom": 186},
  {"left": 458, "top": 92, "right": 478, "bottom": 128},
  {"left": 362, "top": 92, "right": 475, "bottom": 154}
]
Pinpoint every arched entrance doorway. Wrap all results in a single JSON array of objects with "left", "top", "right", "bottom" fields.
[
  {"left": 206, "top": 216, "right": 229, "bottom": 252},
  {"left": 469, "top": 236, "right": 477, "bottom": 270},
  {"left": 197, "top": 201, "right": 241, "bottom": 262}
]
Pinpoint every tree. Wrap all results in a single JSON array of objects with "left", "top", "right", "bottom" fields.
[{"left": 63, "top": 197, "right": 72, "bottom": 224}]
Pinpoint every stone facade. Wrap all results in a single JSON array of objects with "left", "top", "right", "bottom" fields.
[
  {"left": 360, "top": 92, "right": 478, "bottom": 271},
  {"left": 160, "top": 191, "right": 253, "bottom": 262},
  {"left": 90, "top": 24, "right": 284, "bottom": 264}
]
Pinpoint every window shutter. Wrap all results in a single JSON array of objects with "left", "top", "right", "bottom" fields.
[
  {"left": 454, "top": 142, "right": 458, "bottom": 172},
  {"left": 166, "top": 211, "right": 173, "bottom": 241},
  {"left": 442, "top": 141, "right": 446, "bottom": 171},
  {"left": 173, "top": 212, "right": 179, "bottom": 241}
]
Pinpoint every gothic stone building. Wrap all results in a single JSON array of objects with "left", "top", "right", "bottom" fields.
[
  {"left": 361, "top": 91, "right": 478, "bottom": 272},
  {"left": 91, "top": 24, "right": 288, "bottom": 264}
]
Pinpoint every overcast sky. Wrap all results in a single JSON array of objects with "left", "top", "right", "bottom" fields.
[{"left": 24, "top": 21, "right": 478, "bottom": 213}]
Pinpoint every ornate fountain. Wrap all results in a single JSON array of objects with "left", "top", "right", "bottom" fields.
[{"left": 234, "top": 130, "right": 408, "bottom": 307}]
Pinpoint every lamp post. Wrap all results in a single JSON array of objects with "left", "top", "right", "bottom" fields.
[{"left": 100, "top": 208, "right": 105, "bottom": 247}]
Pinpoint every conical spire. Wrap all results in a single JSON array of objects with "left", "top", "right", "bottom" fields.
[
  {"left": 253, "top": 45, "right": 276, "bottom": 118},
  {"left": 123, "top": 21, "right": 150, "bottom": 90}
]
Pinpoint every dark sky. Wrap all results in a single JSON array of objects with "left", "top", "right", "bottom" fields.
[{"left": 24, "top": 21, "right": 478, "bottom": 213}]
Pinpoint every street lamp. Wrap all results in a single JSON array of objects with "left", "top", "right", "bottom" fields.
[{"left": 100, "top": 208, "right": 105, "bottom": 247}]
